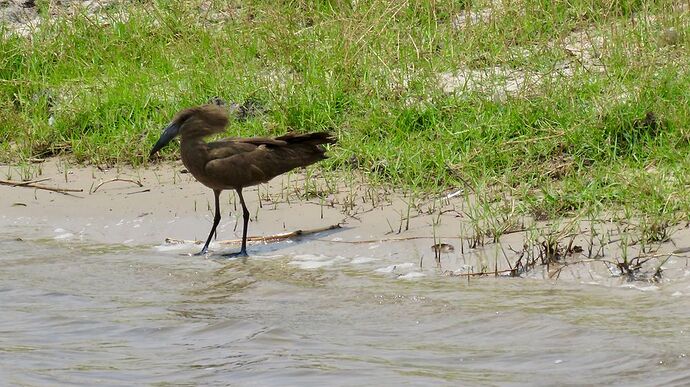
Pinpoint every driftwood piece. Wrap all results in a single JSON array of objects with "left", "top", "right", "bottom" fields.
[
  {"left": 0, "top": 178, "right": 83, "bottom": 195},
  {"left": 165, "top": 224, "right": 342, "bottom": 246}
]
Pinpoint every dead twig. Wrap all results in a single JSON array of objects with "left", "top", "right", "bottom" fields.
[
  {"left": 1, "top": 178, "right": 51, "bottom": 186},
  {"left": 0, "top": 178, "right": 83, "bottom": 195},
  {"left": 166, "top": 224, "right": 342, "bottom": 246},
  {"left": 91, "top": 178, "right": 143, "bottom": 193},
  {"left": 443, "top": 268, "right": 516, "bottom": 277},
  {"left": 548, "top": 258, "right": 618, "bottom": 279},
  {"left": 126, "top": 189, "right": 151, "bottom": 195}
]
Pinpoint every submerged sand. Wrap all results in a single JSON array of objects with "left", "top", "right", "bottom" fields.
[{"left": 1, "top": 159, "right": 689, "bottom": 289}]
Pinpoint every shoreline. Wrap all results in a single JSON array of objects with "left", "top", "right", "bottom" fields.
[{"left": 2, "top": 158, "right": 689, "bottom": 289}]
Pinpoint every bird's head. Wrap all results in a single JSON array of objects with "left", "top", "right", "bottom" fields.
[{"left": 149, "top": 104, "right": 229, "bottom": 158}]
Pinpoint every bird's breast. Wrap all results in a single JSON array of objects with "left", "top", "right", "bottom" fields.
[{"left": 179, "top": 139, "right": 228, "bottom": 190}]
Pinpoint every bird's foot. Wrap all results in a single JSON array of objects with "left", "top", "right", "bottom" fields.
[
  {"left": 191, "top": 249, "right": 209, "bottom": 257},
  {"left": 222, "top": 250, "right": 248, "bottom": 259}
]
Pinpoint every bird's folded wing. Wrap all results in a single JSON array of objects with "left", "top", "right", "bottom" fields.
[{"left": 204, "top": 147, "right": 273, "bottom": 187}]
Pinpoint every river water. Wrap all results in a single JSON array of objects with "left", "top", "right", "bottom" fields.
[{"left": 1, "top": 227, "right": 690, "bottom": 386}]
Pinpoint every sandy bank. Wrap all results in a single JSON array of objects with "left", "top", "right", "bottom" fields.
[{"left": 2, "top": 159, "right": 689, "bottom": 289}]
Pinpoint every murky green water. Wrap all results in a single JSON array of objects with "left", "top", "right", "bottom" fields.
[{"left": 1, "top": 230, "right": 689, "bottom": 386}]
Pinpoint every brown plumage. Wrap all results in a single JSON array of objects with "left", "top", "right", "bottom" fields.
[{"left": 150, "top": 104, "right": 336, "bottom": 257}]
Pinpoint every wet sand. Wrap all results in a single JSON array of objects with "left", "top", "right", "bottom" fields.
[{"left": 2, "top": 159, "right": 690, "bottom": 288}]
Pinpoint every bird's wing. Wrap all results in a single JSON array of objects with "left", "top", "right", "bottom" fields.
[
  {"left": 206, "top": 140, "right": 258, "bottom": 160},
  {"left": 203, "top": 133, "right": 332, "bottom": 189},
  {"left": 204, "top": 145, "right": 275, "bottom": 188}
]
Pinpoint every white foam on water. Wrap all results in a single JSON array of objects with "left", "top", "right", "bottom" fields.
[
  {"left": 53, "top": 228, "right": 73, "bottom": 240},
  {"left": 375, "top": 262, "right": 415, "bottom": 274},
  {"left": 154, "top": 243, "right": 196, "bottom": 252},
  {"left": 251, "top": 254, "right": 282, "bottom": 261},
  {"left": 451, "top": 265, "right": 475, "bottom": 275},
  {"left": 292, "top": 254, "right": 324, "bottom": 261},
  {"left": 350, "top": 257, "right": 379, "bottom": 264},
  {"left": 288, "top": 254, "right": 347, "bottom": 270},
  {"left": 620, "top": 284, "right": 659, "bottom": 292},
  {"left": 398, "top": 272, "right": 426, "bottom": 280},
  {"left": 288, "top": 260, "right": 338, "bottom": 270}
]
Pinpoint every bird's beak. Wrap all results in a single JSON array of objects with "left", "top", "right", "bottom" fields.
[{"left": 149, "top": 121, "right": 180, "bottom": 158}]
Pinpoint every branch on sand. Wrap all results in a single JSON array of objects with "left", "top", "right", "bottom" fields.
[
  {"left": 91, "top": 178, "right": 143, "bottom": 193},
  {"left": 165, "top": 224, "right": 342, "bottom": 246},
  {"left": 0, "top": 178, "right": 83, "bottom": 195}
]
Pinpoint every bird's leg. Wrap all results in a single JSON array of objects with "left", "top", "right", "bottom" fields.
[
  {"left": 195, "top": 189, "right": 222, "bottom": 256},
  {"left": 223, "top": 188, "right": 250, "bottom": 258}
]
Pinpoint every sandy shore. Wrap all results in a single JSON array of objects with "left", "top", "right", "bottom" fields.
[
  {"left": 2, "top": 159, "right": 689, "bottom": 288},
  {"left": 0, "top": 159, "right": 466, "bottom": 262}
]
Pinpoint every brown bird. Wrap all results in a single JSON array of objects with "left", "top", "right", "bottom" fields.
[{"left": 149, "top": 103, "right": 336, "bottom": 257}]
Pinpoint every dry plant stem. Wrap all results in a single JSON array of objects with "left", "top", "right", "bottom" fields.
[
  {"left": 0, "top": 179, "right": 83, "bottom": 195},
  {"left": 0, "top": 177, "right": 50, "bottom": 186},
  {"left": 91, "top": 178, "right": 143, "bottom": 193},
  {"left": 166, "top": 224, "right": 342, "bottom": 246},
  {"left": 126, "top": 189, "right": 151, "bottom": 195},
  {"left": 548, "top": 259, "right": 617, "bottom": 279},
  {"left": 548, "top": 251, "right": 690, "bottom": 280},
  {"left": 503, "top": 132, "right": 565, "bottom": 146},
  {"left": 445, "top": 268, "right": 516, "bottom": 277},
  {"left": 637, "top": 252, "right": 689, "bottom": 260}
]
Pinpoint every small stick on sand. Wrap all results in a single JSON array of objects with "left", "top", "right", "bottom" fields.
[
  {"left": 126, "top": 189, "right": 151, "bottom": 195},
  {"left": 91, "top": 178, "right": 144, "bottom": 193},
  {"left": 165, "top": 224, "right": 342, "bottom": 246},
  {"left": 1, "top": 178, "right": 51, "bottom": 186},
  {"left": 0, "top": 178, "right": 83, "bottom": 195}
]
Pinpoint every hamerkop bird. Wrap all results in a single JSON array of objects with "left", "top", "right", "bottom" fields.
[{"left": 149, "top": 103, "right": 336, "bottom": 257}]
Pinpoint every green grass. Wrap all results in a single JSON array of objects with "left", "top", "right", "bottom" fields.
[{"left": 1, "top": 0, "right": 689, "bottom": 220}]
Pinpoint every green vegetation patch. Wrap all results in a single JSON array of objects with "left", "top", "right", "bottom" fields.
[{"left": 1, "top": 0, "right": 689, "bottom": 219}]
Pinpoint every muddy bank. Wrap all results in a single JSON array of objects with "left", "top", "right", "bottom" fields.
[{"left": 2, "top": 159, "right": 689, "bottom": 290}]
